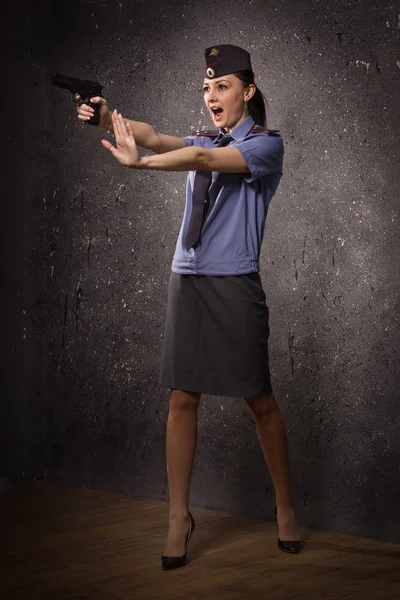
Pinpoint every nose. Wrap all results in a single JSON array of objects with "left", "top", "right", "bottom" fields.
[{"left": 207, "top": 89, "right": 219, "bottom": 104}]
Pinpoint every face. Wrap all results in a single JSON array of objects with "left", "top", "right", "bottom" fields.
[{"left": 203, "top": 74, "right": 255, "bottom": 131}]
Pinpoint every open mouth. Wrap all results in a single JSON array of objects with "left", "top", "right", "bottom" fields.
[{"left": 211, "top": 107, "right": 224, "bottom": 119}]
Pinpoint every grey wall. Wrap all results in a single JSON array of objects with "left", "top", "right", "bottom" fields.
[{"left": 2, "top": 0, "right": 399, "bottom": 543}]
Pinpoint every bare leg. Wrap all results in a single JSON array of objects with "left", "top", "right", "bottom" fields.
[
  {"left": 245, "top": 391, "right": 301, "bottom": 541},
  {"left": 163, "top": 388, "right": 200, "bottom": 556}
]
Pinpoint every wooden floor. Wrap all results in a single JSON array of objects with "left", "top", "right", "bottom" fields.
[{"left": 0, "top": 480, "right": 399, "bottom": 600}]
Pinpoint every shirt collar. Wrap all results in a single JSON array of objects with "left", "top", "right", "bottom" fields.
[{"left": 213, "top": 115, "right": 255, "bottom": 144}]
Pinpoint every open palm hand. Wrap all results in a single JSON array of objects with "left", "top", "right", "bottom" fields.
[{"left": 101, "top": 109, "right": 140, "bottom": 168}]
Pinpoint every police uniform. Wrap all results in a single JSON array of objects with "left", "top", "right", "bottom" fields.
[{"left": 159, "top": 45, "right": 284, "bottom": 398}]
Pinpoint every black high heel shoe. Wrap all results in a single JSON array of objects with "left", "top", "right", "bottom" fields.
[
  {"left": 161, "top": 510, "right": 196, "bottom": 571},
  {"left": 274, "top": 505, "right": 302, "bottom": 554}
]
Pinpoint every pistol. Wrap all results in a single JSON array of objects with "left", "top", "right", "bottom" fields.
[{"left": 51, "top": 73, "right": 103, "bottom": 126}]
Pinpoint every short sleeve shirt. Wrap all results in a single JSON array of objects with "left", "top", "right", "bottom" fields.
[{"left": 171, "top": 115, "right": 284, "bottom": 275}]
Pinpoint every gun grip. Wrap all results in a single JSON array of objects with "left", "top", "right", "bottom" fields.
[{"left": 86, "top": 101, "right": 100, "bottom": 126}]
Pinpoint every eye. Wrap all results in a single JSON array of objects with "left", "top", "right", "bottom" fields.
[{"left": 202, "top": 84, "right": 226, "bottom": 93}]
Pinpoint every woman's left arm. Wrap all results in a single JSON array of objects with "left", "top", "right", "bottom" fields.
[
  {"left": 101, "top": 111, "right": 250, "bottom": 174},
  {"left": 140, "top": 145, "right": 249, "bottom": 173}
]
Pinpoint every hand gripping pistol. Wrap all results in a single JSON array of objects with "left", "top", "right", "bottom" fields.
[{"left": 51, "top": 73, "right": 103, "bottom": 126}]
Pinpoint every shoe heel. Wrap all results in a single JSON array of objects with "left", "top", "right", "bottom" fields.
[
  {"left": 161, "top": 510, "right": 196, "bottom": 571},
  {"left": 274, "top": 505, "right": 302, "bottom": 554}
]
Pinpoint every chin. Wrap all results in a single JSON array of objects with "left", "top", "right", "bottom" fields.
[{"left": 213, "top": 118, "right": 228, "bottom": 129}]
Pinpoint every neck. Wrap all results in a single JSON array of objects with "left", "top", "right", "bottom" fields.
[{"left": 223, "top": 110, "right": 250, "bottom": 134}]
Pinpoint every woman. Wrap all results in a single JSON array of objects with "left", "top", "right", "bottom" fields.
[{"left": 75, "top": 44, "right": 302, "bottom": 570}]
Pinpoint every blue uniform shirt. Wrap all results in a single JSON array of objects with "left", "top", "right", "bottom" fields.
[{"left": 171, "top": 115, "right": 284, "bottom": 275}]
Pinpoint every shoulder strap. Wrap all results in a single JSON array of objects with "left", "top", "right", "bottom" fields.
[
  {"left": 195, "top": 129, "right": 219, "bottom": 137},
  {"left": 193, "top": 127, "right": 281, "bottom": 137},
  {"left": 250, "top": 127, "right": 280, "bottom": 135}
]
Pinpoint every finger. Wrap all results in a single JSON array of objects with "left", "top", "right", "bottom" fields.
[
  {"left": 74, "top": 93, "right": 81, "bottom": 103},
  {"left": 77, "top": 105, "right": 94, "bottom": 119},
  {"left": 125, "top": 120, "right": 134, "bottom": 137},
  {"left": 113, "top": 110, "right": 123, "bottom": 140},
  {"left": 123, "top": 118, "right": 135, "bottom": 142},
  {"left": 101, "top": 139, "right": 117, "bottom": 153},
  {"left": 112, "top": 110, "right": 120, "bottom": 139},
  {"left": 117, "top": 113, "right": 127, "bottom": 134},
  {"left": 90, "top": 96, "right": 104, "bottom": 104}
]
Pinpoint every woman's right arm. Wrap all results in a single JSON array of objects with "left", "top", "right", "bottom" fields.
[{"left": 74, "top": 94, "right": 185, "bottom": 153}]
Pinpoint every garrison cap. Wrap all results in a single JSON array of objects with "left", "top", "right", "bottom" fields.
[{"left": 204, "top": 44, "right": 252, "bottom": 79}]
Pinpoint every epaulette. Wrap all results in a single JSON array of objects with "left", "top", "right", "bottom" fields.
[
  {"left": 194, "top": 128, "right": 280, "bottom": 137},
  {"left": 195, "top": 129, "right": 219, "bottom": 137}
]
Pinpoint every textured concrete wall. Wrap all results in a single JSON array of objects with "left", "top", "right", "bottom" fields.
[
  {"left": 1, "top": 5, "right": 26, "bottom": 482},
  {"left": 3, "top": 0, "right": 400, "bottom": 543},
  {"left": 2, "top": 2, "right": 51, "bottom": 481}
]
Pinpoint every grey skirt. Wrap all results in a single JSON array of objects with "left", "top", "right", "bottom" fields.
[{"left": 159, "top": 270, "right": 272, "bottom": 398}]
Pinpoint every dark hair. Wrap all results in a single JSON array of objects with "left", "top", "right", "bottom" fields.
[{"left": 234, "top": 70, "right": 268, "bottom": 128}]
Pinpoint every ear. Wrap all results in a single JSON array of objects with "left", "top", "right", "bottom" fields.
[{"left": 244, "top": 83, "right": 256, "bottom": 102}]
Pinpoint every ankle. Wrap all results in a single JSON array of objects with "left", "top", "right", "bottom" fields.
[
  {"left": 275, "top": 501, "right": 295, "bottom": 512},
  {"left": 169, "top": 509, "right": 189, "bottom": 520}
]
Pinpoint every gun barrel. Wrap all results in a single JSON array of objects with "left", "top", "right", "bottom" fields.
[{"left": 51, "top": 73, "right": 102, "bottom": 95}]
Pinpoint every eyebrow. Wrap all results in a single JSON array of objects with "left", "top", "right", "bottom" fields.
[{"left": 202, "top": 79, "right": 230, "bottom": 86}]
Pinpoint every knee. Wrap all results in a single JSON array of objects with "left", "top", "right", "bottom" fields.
[
  {"left": 169, "top": 388, "right": 201, "bottom": 412},
  {"left": 245, "top": 391, "right": 278, "bottom": 420}
]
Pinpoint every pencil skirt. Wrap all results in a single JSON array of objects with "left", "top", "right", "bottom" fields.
[{"left": 158, "top": 270, "right": 273, "bottom": 398}]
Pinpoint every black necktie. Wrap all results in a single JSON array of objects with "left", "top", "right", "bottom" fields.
[{"left": 185, "top": 134, "right": 234, "bottom": 251}]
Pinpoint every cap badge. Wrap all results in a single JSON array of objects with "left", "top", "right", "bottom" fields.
[
  {"left": 209, "top": 48, "right": 219, "bottom": 57},
  {"left": 206, "top": 67, "right": 215, "bottom": 77}
]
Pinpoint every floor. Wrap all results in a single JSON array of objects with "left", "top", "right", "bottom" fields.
[{"left": 0, "top": 479, "right": 399, "bottom": 600}]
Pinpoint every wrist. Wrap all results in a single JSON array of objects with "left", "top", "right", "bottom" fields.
[
  {"left": 135, "top": 156, "right": 148, "bottom": 170},
  {"left": 101, "top": 110, "right": 113, "bottom": 132}
]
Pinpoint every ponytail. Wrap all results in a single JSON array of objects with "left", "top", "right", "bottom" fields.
[{"left": 234, "top": 70, "right": 268, "bottom": 128}]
